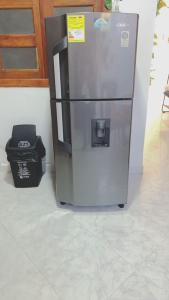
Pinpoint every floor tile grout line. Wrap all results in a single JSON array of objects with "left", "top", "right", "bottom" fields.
[
  {"left": 108, "top": 271, "right": 162, "bottom": 300},
  {"left": 0, "top": 212, "right": 112, "bottom": 296},
  {"left": 0, "top": 207, "right": 72, "bottom": 240},
  {"left": 0, "top": 221, "right": 60, "bottom": 297},
  {"left": 73, "top": 217, "right": 139, "bottom": 273},
  {"left": 11, "top": 217, "right": 137, "bottom": 298},
  {"left": 108, "top": 270, "right": 136, "bottom": 299}
]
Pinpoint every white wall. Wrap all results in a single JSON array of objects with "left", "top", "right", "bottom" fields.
[
  {"left": 0, "top": 88, "right": 53, "bottom": 168},
  {"left": 0, "top": 1, "right": 157, "bottom": 172},
  {"left": 146, "top": 7, "right": 169, "bottom": 133},
  {"left": 119, "top": 0, "right": 157, "bottom": 172}
]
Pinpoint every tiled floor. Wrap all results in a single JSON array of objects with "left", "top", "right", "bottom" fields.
[{"left": 0, "top": 114, "right": 169, "bottom": 300}]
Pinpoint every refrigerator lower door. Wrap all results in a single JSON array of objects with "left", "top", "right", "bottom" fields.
[{"left": 54, "top": 100, "right": 132, "bottom": 206}]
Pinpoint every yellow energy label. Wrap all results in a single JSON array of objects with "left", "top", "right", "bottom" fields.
[{"left": 67, "top": 15, "right": 85, "bottom": 43}]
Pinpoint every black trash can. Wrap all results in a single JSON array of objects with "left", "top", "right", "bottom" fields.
[{"left": 6, "top": 125, "right": 46, "bottom": 188}]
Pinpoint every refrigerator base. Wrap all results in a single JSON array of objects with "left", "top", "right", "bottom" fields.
[{"left": 59, "top": 201, "right": 126, "bottom": 208}]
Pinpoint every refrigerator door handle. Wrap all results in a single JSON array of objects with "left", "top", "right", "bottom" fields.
[
  {"left": 52, "top": 38, "right": 71, "bottom": 154},
  {"left": 55, "top": 101, "right": 72, "bottom": 155},
  {"left": 53, "top": 37, "right": 68, "bottom": 56},
  {"left": 58, "top": 140, "right": 72, "bottom": 155}
]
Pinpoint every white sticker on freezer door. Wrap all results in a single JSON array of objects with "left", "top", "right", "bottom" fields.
[{"left": 121, "top": 31, "right": 130, "bottom": 48}]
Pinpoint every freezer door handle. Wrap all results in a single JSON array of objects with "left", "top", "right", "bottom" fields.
[
  {"left": 53, "top": 37, "right": 68, "bottom": 56},
  {"left": 55, "top": 101, "right": 72, "bottom": 155},
  {"left": 58, "top": 140, "right": 72, "bottom": 155},
  {"left": 53, "top": 37, "right": 69, "bottom": 101}
]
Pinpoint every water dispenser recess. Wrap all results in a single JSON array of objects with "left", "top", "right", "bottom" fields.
[{"left": 91, "top": 119, "right": 110, "bottom": 147}]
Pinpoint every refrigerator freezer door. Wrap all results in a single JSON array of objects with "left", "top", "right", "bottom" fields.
[{"left": 67, "top": 13, "right": 138, "bottom": 100}]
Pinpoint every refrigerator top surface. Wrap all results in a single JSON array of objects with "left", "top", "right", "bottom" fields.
[{"left": 64, "top": 12, "right": 138, "bottom": 17}]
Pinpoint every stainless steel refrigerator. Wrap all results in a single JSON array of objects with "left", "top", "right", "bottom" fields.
[{"left": 45, "top": 12, "right": 138, "bottom": 207}]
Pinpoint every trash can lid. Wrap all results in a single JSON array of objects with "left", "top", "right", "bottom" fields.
[{"left": 11, "top": 125, "right": 36, "bottom": 148}]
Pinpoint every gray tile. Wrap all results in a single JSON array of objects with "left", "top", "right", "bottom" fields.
[
  {"left": 97, "top": 255, "right": 134, "bottom": 297},
  {"left": 0, "top": 223, "right": 57, "bottom": 300},
  {"left": 55, "top": 274, "right": 107, "bottom": 300},
  {"left": 0, "top": 173, "right": 61, "bottom": 238},
  {"left": 0, "top": 224, "right": 34, "bottom": 289},
  {"left": 73, "top": 210, "right": 167, "bottom": 265},
  {"left": 0, "top": 273, "right": 58, "bottom": 300},
  {"left": 110, "top": 272, "right": 169, "bottom": 300},
  {"left": 17, "top": 213, "right": 134, "bottom": 298},
  {"left": 17, "top": 213, "right": 85, "bottom": 265},
  {"left": 136, "top": 242, "right": 169, "bottom": 289}
]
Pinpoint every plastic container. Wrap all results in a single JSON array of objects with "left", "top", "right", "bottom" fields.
[{"left": 6, "top": 125, "right": 46, "bottom": 188}]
